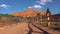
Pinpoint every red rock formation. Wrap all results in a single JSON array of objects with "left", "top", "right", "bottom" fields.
[{"left": 11, "top": 8, "right": 46, "bottom": 17}]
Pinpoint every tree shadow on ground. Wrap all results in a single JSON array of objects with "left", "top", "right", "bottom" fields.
[
  {"left": 27, "top": 23, "right": 33, "bottom": 34},
  {"left": 31, "top": 23, "right": 49, "bottom": 34},
  {"left": 27, "top": 23, "right": 42, "bottom": 34}
]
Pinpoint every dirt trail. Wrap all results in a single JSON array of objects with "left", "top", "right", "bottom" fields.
[
  {"left": 0, "top": 23, "right": 29, "bottom": 34},
  {"left": 32, "top": 23, "right": 60, "bottom": 34},
  {"left": 28, "top": 23, "right": 49, "bottom": 34},
  {"left": 28, "top": 23, "right": 43, "bottom": 34},
  {"left": 0, "top": 23, "right": 47, "bottom": 34},
  {"left": 0, "top": 23, "right": 60, "bottom": 34}
]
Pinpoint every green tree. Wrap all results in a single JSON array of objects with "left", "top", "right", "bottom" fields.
[
  {"left": 37, "top": 13, "right": 41, "bottom": 18},
  {"left": 46, "top": 8, "right": 51, "bottom": 27},
  {"left": 26, "top": 17, "right": 31, "bottom": 23},
  {"left": 36, "top": 13, "right": 41, "bottom": 23},
  {"left": 46, "top": 8, "right": 51, "bottom": 16}
]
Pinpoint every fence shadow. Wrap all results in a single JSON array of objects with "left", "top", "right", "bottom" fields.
[
  {"left": 27, "top": 23, "right": 33, "bottom": 34},
  {"left": 31, "top": 23, "right": 49, "bottom": 34},
  {"left": 27, "top": 23, "right": 43, "bottom": 34}
]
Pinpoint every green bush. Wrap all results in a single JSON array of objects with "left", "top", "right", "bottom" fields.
[
  {"left": 43, "top": 23, "right": 48, "bottom": 27},
  {"left": 50, "top": 22, "right": 60, "bottom": 31}
]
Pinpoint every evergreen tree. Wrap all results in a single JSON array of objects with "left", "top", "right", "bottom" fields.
[
  {"left": 46, "top": 8, "right": 51, "bottom": 27},
  {"left": 46, "top": 8, "right": 51, "bottom": 16}
]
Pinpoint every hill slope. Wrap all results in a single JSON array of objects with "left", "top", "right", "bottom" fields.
[{"left": 11, "top": 8, "right": 46, "bottom": 17}]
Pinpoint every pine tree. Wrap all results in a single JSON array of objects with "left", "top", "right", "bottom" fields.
[
  {"left": 46, "top": 8, "right": 51, "bottom": 16},
  {"left": 46, "top": 8, "right": 51, "bottom": 27}
]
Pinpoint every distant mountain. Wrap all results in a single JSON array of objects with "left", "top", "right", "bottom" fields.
[{"left": 11, "top": 8, "right": 46, "bottom": 17}]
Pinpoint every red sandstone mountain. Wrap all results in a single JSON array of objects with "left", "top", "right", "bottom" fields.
[{"left": 11, "top": 8, "right": 46, "bottom": 17}]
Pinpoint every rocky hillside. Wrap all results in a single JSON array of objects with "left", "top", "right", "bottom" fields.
[{"left": 11, "top": 8, "right": 46, "bottom": 17}]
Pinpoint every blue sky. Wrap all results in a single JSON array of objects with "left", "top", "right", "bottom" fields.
[{"left": 0, "top": 0, "right": 60, "bottom": 14}]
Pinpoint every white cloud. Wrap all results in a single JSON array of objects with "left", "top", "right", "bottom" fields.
[
  {"left": 33, "top": 5, "right": 42, "bottom": 8},
  {"left": 28, "top": 5, "right": 42, "bottom": 9},
  {"left": 0, "top": 4, "right": 10, "bottom": 8},
  {"left": 28, "top": 0, "right": 52, "bottom": 9},
  {"left": 37, "top": 0, "right": 52, "bottom": 5},
  {"left": 28, "top": 7, "right": 32, "bottom": 8}
]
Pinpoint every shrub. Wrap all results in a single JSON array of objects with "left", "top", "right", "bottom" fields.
[{"left": 50, "top": 22, "right": 60, "bottom": 31}]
